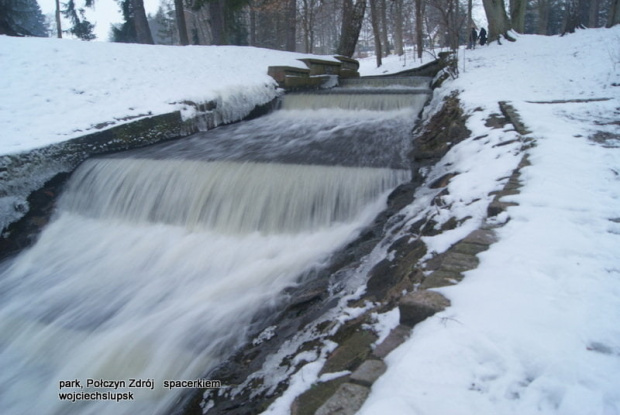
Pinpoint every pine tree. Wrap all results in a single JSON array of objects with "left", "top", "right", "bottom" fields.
[
  {"left": 0, "top": 0, "right": 49, "bottom": 36},
  {"left": 111, "top": 0, "right": 154, "bottom": 43},
  {"left": 149, "top": 0, "right": 177, "bottom": 44},
  {"left": 62, "top": 0, "right": 96, "bottom": 40},
  {"left": 111, "top": 0, "right": 138, "bottom": 42}
]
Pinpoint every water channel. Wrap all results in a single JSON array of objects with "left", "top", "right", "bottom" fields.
[{"left": 0, "top": 77, "right": 431, "bottom": 414}]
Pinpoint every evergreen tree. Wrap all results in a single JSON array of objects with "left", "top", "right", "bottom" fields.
[
  {"left": 111, "top": 0, "right": 138, "bottom": 42},
  {"left": 62, "top": 0, "right": 96, "bottom": 40},
  {"left": 0, "top": 0, "right": 49, "bottom": 36},
  {"left": 111, "top": 0, "right": 154, "bottom": 43},
  {"left": 149, "top": 0, "right": 177, "bottom": 44}
]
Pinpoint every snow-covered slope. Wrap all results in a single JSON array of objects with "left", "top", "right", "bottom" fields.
[
  {"left": 357, "top": 27, "right": 620, "bottom": 415},
  {"left": 0, "top": 36, "right": 335, "bottom": 155}
]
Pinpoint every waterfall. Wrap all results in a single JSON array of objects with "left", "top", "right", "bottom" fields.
[
  {"left": 279, "top": 92, "right": 430, "bottom": 112},
  {"left": 0, "top": 76, "right": 426, "bottom": 415},
  {"left": 338, "top": 76, "right": 432, "bottom": 89},
  {"left": 60, "top": 159, "right": 410, "bottom": 234}
]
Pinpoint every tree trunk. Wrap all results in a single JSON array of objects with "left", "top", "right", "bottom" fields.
[
  {"left": 607, "top": 0, "right": 620, "bottom": 27},
  {"left": 415, "top": 0, "right": 423, "bottom": 58},
  {"left": 131, "top": 0, "right": 154, "bottom": 44},
  {"left": 393, "top": 0, "right": 404, "bottom": 55},
  {"left": 369, "top": 0, "right": 382, "bottom": 66},
  {"left": 209, "top": 0, "right": 226, "bottom": 44},
  {"left": 482, "top": 0, "right": 513, "bottom": 42},
  {"left": 174, "top": 0, "right": 189, "bottom": 45},
  {"left": 380, "top": 0, "right": 389, "bottom": 56},
  {"left": 537, "top": 0, "right": 549, "bottom": 34},
  {"left": 588, "top": 0, "right": 600, "bottom": 27},
  {"left": 510, "top": 0, "right": 526, "bottom": 33},
  {"left": 286, "top": 0, "right": 297, "bottom": 51},
  {"left": 562, "top": 0, "right": 581, "bottom": 33},
  {"left": 55, "top": 0, "right": 62, "bottom": 38},
  {"left": 250, "top": 7, "right": 256, "bottom": 46},
  {"left": 337, "top": 0, "right": 366, "bottom": 57},
  {"left": 447, "top": 0, "right": 459, "bottom": 50}
]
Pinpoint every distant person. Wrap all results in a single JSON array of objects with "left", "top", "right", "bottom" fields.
[
  {"left": 469, "top": 27, "right": 478, "bottom": 49},
  {"left": 479, "top": 28, "right": 487, "bottom": 46}
]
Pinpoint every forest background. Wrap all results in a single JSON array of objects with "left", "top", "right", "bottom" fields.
[{"left": 1, "top": 0, "right": 619, "bottom": 67}]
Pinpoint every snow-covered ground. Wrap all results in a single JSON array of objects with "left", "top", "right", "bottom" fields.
[
  {"left": 357, "top": 28, "right": 620, "bottom": 415},
  {"left": 1, "top": 26, "right": 619, "bottom": 415},
  {"left": 0, "top": 36, "right": 338, "bottom": 155}
]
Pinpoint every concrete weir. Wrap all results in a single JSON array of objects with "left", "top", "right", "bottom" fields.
[
  {"left": 0, "top": 54, "right": 445, "bottom": 258},
  {"left": 0, "top": 53, "right": 450, "bottom": 415}
]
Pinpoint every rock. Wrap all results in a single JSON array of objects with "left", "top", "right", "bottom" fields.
[
  {"left": 487, "top": 199, "right": 518, "bottom": 217},
  {"left": 437, "top": 251, "right": 479, "bottom": 273},
  {"left": 290, "top": 375, "right": 350, "bottom": 415},
  {"left": 373, "top": 324, "right": 410, "bottom": 359},
  {"left": 399, "top": 291, "right": 451, "bottom": 327},
  {"left": 429, "top": 172, "right": 459, "bottom": 189},
  {"left": 350, "top": 359, "right": 387, "bottom": 387},
  {"left": 315, "top": 383, "right": 370, "bottom": 415},
  {"left": 461, "top": 229, "right": 498, "bottom": 246},
  {"left": 320, "top": 330, "right": 377, "bottom": 375},
  {"left": 419, "top": 270, "right": 463, "bottom": 289}
]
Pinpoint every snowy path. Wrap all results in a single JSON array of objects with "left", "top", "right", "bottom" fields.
[{"left": 357, "top": 28, "right": 620, "bottom": 415}]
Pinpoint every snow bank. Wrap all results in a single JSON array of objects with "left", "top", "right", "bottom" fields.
[
  {"left": 359, "top": 27, "right": 620, "bottom": 415},
  {"left": 0, "top": 36, "right": 336, "bottom": 155}
]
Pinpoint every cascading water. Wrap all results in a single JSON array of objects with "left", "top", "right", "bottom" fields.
[{"left": 0, "top": 78, "right": 430, "bottom": 415}]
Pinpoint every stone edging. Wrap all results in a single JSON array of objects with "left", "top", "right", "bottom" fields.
[{"left": 289, "top": 100, "right": 534, "bottom": 415}]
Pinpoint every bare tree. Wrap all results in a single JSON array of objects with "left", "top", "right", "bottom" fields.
[
  {"left": 337, "top": 0, "right": 366, "bottom": 56},
  {"left": 392, "top": 0, "right": 404, "bottom": 55},
  {"left": 607, "top": 0, "right": 620, "bottom": 26},
  {"left": 300, "top": 0, "right": 316, "bottom": 52},
  {"left": 380, "top": 0, "right": 390, "bottom": 55},
  {"left": 588, "top": 0, "right": 601, "bottom": 26},
  {"left": 429, "top": 0, "right": 463, "bottom": 50},
  {"left": 369, "top": 0, "right": 383, "bottom": 65},
  {"left": 174, "top": 0, "right": 189, "bottom": 45},
  {"left": 510, "top": 0, "right": 526, "bottom": 32},
  {"left": 482, "top": 0, "right": 513, "bottom": 42},
  {"left": 285, "top": 0, "right": 296, "bottom": 51},
  {"left": 536, "top": 0, "right": 550, "bottom": 34},
  {"left": 55, "top": 0, "right": 62, "bottom": 37},
  {"left": 415, "top": 0, "right": 423, "bottom": 58}
]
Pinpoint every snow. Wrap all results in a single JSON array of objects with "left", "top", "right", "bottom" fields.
[
  {"left": 358, "top": 27, "right": 620, "bottom": 415},
  {"left": 1, "top": 25, "right": 619, "bottom": 415},
  {"left": 0, "top": 35, "right": 336, "bottom": 155},
  {"left": 357, "top": 48, "right": 440, "bottom": 76}
]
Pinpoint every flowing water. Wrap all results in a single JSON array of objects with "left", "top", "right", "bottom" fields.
[{"left": 0, "top": 82, "right": 429, "bottom": 414}]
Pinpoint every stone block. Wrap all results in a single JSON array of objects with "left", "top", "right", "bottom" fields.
[
  {"left": 419, "top": 269, "right": 462, "bottom": 289},
  {"left": 267, "top": 66, "right": 310, "bottom": 87},
  {"left": 373, "top": 324, "right": 410, "bottom": 359},
  {"left": 399, "top": 290, "right": 451, "bottom": 327},
  {"left": 451, "top": 241, "right": 489, "bottom": 256},
  {"left": 315, "top": 383, "right": 370, "bottom": 415},
  {"left": 290, "top": 375, "right": 350, "bottom": 415},
  {"left": 439, "top": 251, "right": 480, "bottom": 273},
  {"left": 350, "top": 359, "right": 387, "bottom": 387},
  {"left": 299, "top": 58, "right": 342, "bottom": 76},
  {"left": 461, "top": 229, "right": 498, "bottom": 246},
  {"left": 487, "top": 200, "right": 518, "bottom": 217},
  {"left": 320, "top": 330, "right": 377, "bottom": 375}
]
